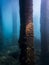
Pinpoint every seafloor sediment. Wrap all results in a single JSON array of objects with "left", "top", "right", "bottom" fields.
[{"left": 0, "top": 45, "right": 20, "bottom": 65}]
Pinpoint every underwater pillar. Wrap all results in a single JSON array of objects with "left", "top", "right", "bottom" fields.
[
  {"left": 19, "top": 0, "right": 34, "bottom": 65},
  {"left": 0, "top": 4, "right": 3, "bottom": 51},
  {"left": 40, "top": 0, "right": 49, "bottom": 65},
  {"left": 12, "top": 10, "right": 17, "bottom": 45}
]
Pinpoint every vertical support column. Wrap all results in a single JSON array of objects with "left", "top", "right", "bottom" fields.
[
  {"left": 12, "top": 10, "right": 17, "bottom": 45},
  {"left": 0, "top": 1, "right": 3, "bottom": 51},
  {"left": 19, "top": 0, "right": 34, "bottom": 65},
  {"left": 25, "top": 0, "right": 34, "bottom": 65},
  {"left": 40, "top": 0, "right": 48, "bottom": 65},
  {"left": 41, "top": 0, "right": 47, "bottom": 53}
]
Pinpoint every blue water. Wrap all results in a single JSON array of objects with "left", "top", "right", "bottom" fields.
[
  {"left": 0, "top": 0, "right": 20, "bottom": 46},
  {"left": 33, "top": 0, "right": 41, "bottom": 40}
]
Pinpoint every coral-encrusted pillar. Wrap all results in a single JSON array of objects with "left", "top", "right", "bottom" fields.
[
  {"left": 25, "top": 0, "right": 34, "bottom": 65},
  {"left": 19, "top": 0, "right": 34, "bottom": 65}
]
